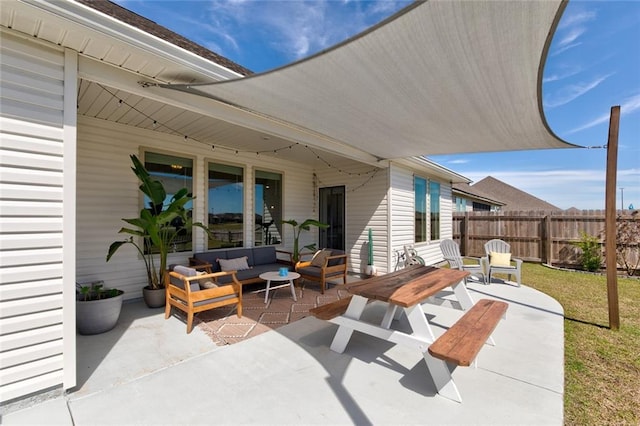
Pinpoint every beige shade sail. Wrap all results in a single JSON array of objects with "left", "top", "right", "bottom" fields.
[{"left": 163, "top": 0, "right": 578, "bottom": 160}]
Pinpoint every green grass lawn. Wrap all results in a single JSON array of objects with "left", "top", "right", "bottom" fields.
[{"left": 520, "top": 263, "right": 639, "bottom": 425}]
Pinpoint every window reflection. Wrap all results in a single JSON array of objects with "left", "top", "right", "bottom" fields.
[
  {"left": 255, "top": 170, "right": 282, "bottom": 246},
  {"left": 208, "top": 163, "right": 244, "bottom": 249}
]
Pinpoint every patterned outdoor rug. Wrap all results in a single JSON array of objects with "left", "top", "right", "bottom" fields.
[{"left": 194, "top": 280, "right": 351, "bottom": 346}]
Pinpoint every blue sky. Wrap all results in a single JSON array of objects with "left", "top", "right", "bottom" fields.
[{"left": 114, "top": 0, "right": 639, "bottom": 210}]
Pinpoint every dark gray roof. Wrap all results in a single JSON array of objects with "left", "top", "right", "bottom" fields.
[
  {"left": 76, "top": 0, "right": 253, "bottom": 77},
  {"left": 471, "top": 176, "right": 561, "bottom": 212}
]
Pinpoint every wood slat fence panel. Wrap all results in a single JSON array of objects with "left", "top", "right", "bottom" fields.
[{"left": 454, "top": 210, "right": 639, "bottom": 271}]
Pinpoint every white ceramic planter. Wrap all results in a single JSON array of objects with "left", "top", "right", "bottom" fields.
[{"left": 365, "top": 264, "right": 377, "bottom": 276}]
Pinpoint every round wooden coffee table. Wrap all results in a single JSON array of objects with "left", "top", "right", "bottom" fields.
[{"left": 259, "top": 271, "right": 300, "bottom": 303}]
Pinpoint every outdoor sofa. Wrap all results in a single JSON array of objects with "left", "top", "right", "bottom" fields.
[{"left": 189, "top": 246, "right": 292, "bottom": 285}]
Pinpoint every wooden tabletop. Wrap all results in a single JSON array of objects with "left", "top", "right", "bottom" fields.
[{"left": 345, "top": 265, "right": 469, "bottom": 308}]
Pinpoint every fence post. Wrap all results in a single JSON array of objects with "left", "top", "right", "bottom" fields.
[
  {"left": 544, "top": 215, "right": 552, "bottom": 264},
  {"left": 462, "top": 212, "right": 470, "bottom": 255}
]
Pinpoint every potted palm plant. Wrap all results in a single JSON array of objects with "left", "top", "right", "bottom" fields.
[
  {"left": 282, "top": 218, "right": 329, "bottom": 263},
  {"left": 76, "top": 280, "right": 124, "bottom": 335},
  {"left": 107, "top": 155, "right": 209, "bottom": 308}
]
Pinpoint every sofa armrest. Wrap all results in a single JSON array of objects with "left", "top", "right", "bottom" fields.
[
  {"left": 169, "top": 270, "right": 242, "bottom": 293},
  {"left": 296, "top": 254, "right": 348, "bottom": 274},
  {"left": 189, "top": 257, "right": 213, "bottom": 273},
  {"left": 324, "top": 254, "right": 348, "bottom": 267},
  {"left": 295, "top": 260, "right": 313, "bottom": 270},
  {"left": 276, "top": 249, "right": 293, "bottom": 265}
]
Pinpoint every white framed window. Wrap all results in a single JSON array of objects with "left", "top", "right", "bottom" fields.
[
  {"left": 255, "top": 169, "right": 283, "bottom": 246},
  {"left": 207, "top": 162, "right": 244, "bottom": 249},
  {"left": 143, "top": 151, "right": 194, "bottom": 253},
  {"left": 414, "top": 176, "right": 427, "bottom": 243},
  {"left": 429, "top": 180, "right": 441, "bottom": 240}
]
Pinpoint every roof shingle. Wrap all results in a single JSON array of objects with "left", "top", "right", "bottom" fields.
[
  {"left": 76, "top": 0, "right": 253, "bottom": 77},
  {"left": 471, "top": 176, "right": 561, "bottom": 212}
]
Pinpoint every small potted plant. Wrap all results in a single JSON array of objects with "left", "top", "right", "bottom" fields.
[
  {"left": 76, "top": 280, "right": 124, "bottom": 335},
  {"left": 107, "top": 155, "right": 210, "bottom": 308},
  {"left": 282, "top": 218, "right": 329, "bottom": 263}
]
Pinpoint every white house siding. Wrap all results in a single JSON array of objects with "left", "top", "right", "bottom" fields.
[
  {"left": 76, "top": 116, "right": 315, "bottom": 301},
  {"left": 388, "top": 163, "right": 454, "bottom": 268},
  {"left": 0, "top": 32, "right": 76, "bottom": 403},
  {"left": 315, "top": 164, "right": 389, "bottom": 275},
  {"left": 389, "top": 164, "right": 416, "bottom": 269}
]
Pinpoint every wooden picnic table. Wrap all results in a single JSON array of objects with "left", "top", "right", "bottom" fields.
[
  {"left": 313, "top": 264, "right": 505, "bottom": 403},
  {"left": 344, "top": 265, "right": 471, "bottom": 307}
]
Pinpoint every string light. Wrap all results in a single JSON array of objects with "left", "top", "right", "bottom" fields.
[{"left": 94, "top": 81, "right": 380, "bottom": 181}]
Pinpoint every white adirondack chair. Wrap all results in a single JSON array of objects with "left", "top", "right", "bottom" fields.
[
  {"left": 483, "top": 239, "right": 522, "bottom": 287},
  {"left": 439, "top": 239, "right": 486, "bottom": 284}
]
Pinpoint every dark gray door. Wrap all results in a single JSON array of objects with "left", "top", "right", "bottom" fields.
[{"left": 319, "top": 186, "right": 345, "bottom": 250}]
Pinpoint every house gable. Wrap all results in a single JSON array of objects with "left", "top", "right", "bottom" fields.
[{"left": 472, "top": 176, "right": 561, "bottom": 212}]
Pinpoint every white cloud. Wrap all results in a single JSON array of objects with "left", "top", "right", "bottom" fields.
[
  {"left": 550, "top": 8, "right": 596, "bottom": 55},
  {"left": 567, "top": 92, "right": 640, "bottom": 134},
  {"left": 202, "top": 0, "right": 410, "bottom": 63},
  {"left": 543, "top": 65, "right": 584, "bottom": 83},
  {"left": 558, "top": 10, "right": 597, "bottom": 30},
  {"left": 448, "top": 159, "right": 469, "bottom": 165},
  {"left": 544, "top": 73, "right": 614, "bottom": 108},
  {"left": 550, "top": 41, "right": 583, "bottom": 57},
  {"left": 557, "top": 27, "right": 587, "bottom": 48}
]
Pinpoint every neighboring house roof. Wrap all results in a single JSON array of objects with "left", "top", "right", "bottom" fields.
[
  {"left": 76, "top": 0, "right": 252, "bottom": 77},
  {"left": 471, "top": 176, "right": 561, "bottom": 212},
  {"left": 452, "top": 182, "right": 505, "bottom": 207},
  {"left": 565, "top": 207, "right": 584, "bottom": 213}
]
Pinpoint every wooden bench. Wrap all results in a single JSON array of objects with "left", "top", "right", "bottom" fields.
[
  {"left": 309, "top": 296, "right": 353, "bottom": 320},
  {"left": 428, "top": 298, "right": 508, "bottom": 366}
]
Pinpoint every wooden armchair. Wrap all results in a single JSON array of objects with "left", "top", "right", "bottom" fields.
[
  {"left": 295, "top": 249, "right": 348, "bottom": 294},
  {"left": 165, "top": 265, "right": 242, "bottom": 333}
]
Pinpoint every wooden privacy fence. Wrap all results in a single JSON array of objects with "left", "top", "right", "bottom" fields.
[{"left": 453, "top": 210, "right": 639, "bottom": 270}]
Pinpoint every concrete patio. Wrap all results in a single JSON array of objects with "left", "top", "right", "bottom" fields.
[{"left": 2, "top": 279, "right": 564, "bottom": 425}]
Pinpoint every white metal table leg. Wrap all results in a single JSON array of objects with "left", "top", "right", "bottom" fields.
[
  {"left": 289, "top": 278, "right": 297, "bottom": 301},
  {"left": 330, "top": 295, "right": 368, "bottom": 353},
  {"left": 264, "top": 280, "right": 271, "bottom": 303}
]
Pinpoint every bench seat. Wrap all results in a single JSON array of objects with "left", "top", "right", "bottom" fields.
[
  {"left": 309, "top": 296, "right": 353, "bottom": 320},
  {"left": 428, "top": 298, "right": 508, "bottom": 366}
]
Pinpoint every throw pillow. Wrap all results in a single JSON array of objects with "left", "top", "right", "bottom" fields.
[
  {"left": 311, "top": 249, "right": 332, "bottom": 267},
  {"left": 218, "top": 256, "right": 250, "bottom": 272},
  {"left": 199, "top": 280, "right": 219, "bottom": 290},
  {"left": 489, "top": 252, "right": 512, "bottom": 267},
  {"left": 173, "top": 265, "right": 199, "bottom": 277}
]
